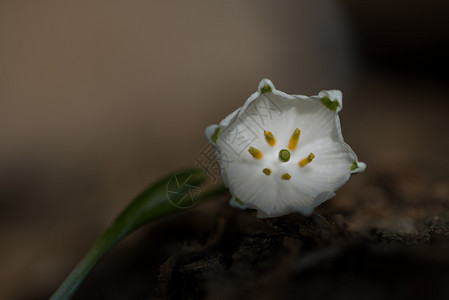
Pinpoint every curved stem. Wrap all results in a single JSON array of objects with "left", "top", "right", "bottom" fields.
[
  {"left": 49, "top": 227, "right": 125, "bottom": 300},
  {"left": 49, "top": 170, "right": 227, "bottom": 300}
]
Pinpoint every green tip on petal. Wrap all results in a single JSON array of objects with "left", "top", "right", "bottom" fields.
[
  {"left": 260, "top": 85, "right": 272, "bottom": 94},
  {"left": 211, "top": 127, "right": 220, "bottom": 143},
  {"left": 321, "top": 96, "right": 339, "bottom": 111},
  {"left": 234, "top": 197, "right": 244, "bottom": 206},
  {"left": 350, "top": 161, "right": 366, "bottom": 175}
]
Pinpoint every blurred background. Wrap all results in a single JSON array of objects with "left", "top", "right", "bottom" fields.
[{"left": 1, "top": 0, "right": 448, "bottom": 299}]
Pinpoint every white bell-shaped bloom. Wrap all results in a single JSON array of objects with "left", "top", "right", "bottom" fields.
[{"left": 205, "top": 79, "right": 365, "bottom": 218}]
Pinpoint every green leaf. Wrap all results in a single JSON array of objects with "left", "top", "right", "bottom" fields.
[{"left": 50, "top": 168, "right": 225, "bottom": 300}]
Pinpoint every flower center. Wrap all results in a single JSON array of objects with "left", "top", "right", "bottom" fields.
[
  {"left": 278, "top": 149, "right": 290, "bottom": 162},
  {"left": 247, "top": 128, "right": 316, "bottom": 180}
]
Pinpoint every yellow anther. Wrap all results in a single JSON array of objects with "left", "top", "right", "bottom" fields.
[
  {"left": 264, "top": 131, "right": 276, "bottom": 147},
  {"left": 281, "top": 173, "right": 291, "bottom": 180},
  {"left": 299, "top": 153, "right": 315, "bottom": 168},
  {"left": 248, "top": 147, "right": 263, "bottom": 159},
  {"left": 288, "top": 128, "right": 301, "bottom": 150},
  {"left": 262, "top": 168, "right": 271, "bottom": 176}
]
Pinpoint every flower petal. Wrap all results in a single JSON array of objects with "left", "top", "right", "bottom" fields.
[{"left": 206, "top": 79, "right": 365, "bottom": 218}]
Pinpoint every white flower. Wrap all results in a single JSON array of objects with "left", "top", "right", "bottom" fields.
[{"left": 205, "top": 79, "right": 366, "bottom": 218}]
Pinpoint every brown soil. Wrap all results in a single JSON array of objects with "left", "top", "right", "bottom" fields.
[{"left": 62, "top": 73, "right": 449, "bottom": 300}]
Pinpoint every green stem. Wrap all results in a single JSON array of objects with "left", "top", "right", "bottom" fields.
[
  {"left": 49, "top": 226, "right": 126, "bottom": 300},
  {"left": 49, "top": 168, "right": 227, "bottom": 300}
]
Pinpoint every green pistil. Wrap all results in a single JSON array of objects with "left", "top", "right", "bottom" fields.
[{"left": 278, "top": 149, "right": 290, "bottom": 162}]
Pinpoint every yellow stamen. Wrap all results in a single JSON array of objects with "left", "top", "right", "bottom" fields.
[
  {"left": 281, "top": 173, "right": 291, "bottom": 180},
  {"left": 248, "top": 147, "right": 263, "bottom": 159},
  {"left": 264, "top": 131, "right": 276, "bottom": 147},
  {"left": 288, "top": 128, "right": 301, "bottom": 150},
  {"left": 299, "top": 153, "right": 315, "bottom": 168},
  {"left": 262, "top": 168, "right": 271, "bottom": 176}
]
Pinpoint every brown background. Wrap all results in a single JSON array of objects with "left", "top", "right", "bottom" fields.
[{"left": 1, "top": 0, "right": 448, "bottom": 299}]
